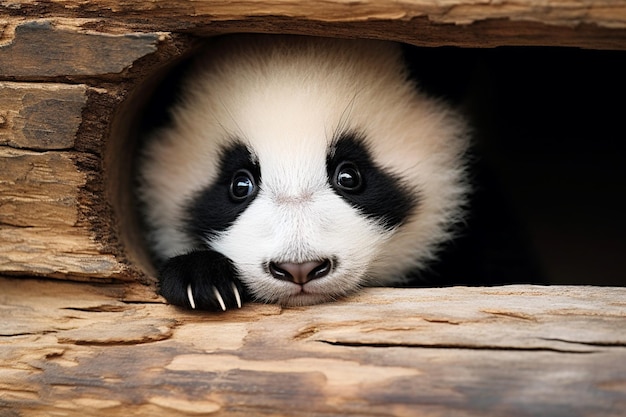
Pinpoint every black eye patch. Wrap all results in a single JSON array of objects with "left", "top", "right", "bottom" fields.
[
  {"left": 326, "top": 132, "right": 419, "bottom": 229},
  {"left": 186, "top": 141, "right": 261, "bottom": 242}
]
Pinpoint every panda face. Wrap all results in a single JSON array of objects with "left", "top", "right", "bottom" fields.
[
  {"left": 186, "top": 131, "right": 418, "bottom": 306},
  {"left": 138, "top": 35, "right": 470, "bottom": 310}
]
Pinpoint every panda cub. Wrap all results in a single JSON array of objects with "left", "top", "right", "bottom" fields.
[{"left": 137, "top": 35, "right": 470, "bottom": 311}]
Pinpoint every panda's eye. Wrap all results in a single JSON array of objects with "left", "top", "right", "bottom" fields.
[
  {"left": 229, "top": 169, "right": 256, "bottom": 202},
  {"left": 333, "top": 161, "right": 362, "bottom": 192}
]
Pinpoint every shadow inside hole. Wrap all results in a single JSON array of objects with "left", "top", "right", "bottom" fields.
[
  {"left": 106, "top": 45, "right": 202, "bottom": 280},
  {"left": 407, "top": 45, "right": 626, "bottom": 286}
]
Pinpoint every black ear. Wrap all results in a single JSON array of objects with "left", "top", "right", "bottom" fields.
[{"left": 159, "top": 250, "right": 251, "bottom": 311}]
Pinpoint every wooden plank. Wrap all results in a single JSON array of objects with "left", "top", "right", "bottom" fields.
[
  {"left": 0, "top": 82, "right": 87, "bottom": 150},
  {"left": 1, "top": 2, "right": 625, "bottom": 50},
  {"left": 0, "top": 148, "right": 127, "bottom": 279},
  {"left": 0, "top": 20, "right": 163, "bottom": 77},
  {"left": 4, "top": 0, "right": 626, "bottom": 28},
  {"left": 1, "top": 281, "right": 624, "bottom": 416}
]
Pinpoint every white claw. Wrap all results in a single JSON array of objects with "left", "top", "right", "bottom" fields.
[
  {"left": 186, "top": 284, "right": 196, "bottom": 310},
  {"left": 232, "top": 283, "right": 242, "bottom": 309},
  {"left": 212, "top": 286, "right": 227, "bottom": 311}
]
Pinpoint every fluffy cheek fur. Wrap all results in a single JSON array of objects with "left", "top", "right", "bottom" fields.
[{"left": 209, "top": 188, "right": 393, "bottom": 306}]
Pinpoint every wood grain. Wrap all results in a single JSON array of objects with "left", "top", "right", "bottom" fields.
[
  {"left": 1, "top": 280, "right": 624, "bottom": 416},
  {"left": 0, "top": 20, "right": 163, "bottom": 77},
  {"left": 3, "top": 0, "right": 626, "bottom": 28},
  {"left": 0, "top": 148, "right": 127, "bottom": 279},
  {"left": 0, "top": 21, "right": 164, "bottom": 281},
  {"left": 0, "top": 82, "right": 87, "bottom": 150},
  {"left": 1, "top": 1, "right": 625, "bottom": 51},
  {"left": 0, "top": 148, "right": 84, "bottom": 227}
]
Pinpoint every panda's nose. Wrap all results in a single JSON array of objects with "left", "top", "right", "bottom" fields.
[{"left": 269, "top": 259, "right": 332, "bottom": 284}]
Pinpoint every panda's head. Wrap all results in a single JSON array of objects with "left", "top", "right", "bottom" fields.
[{"left": 139, "top": 35, "right": 469, "bottom": 306}]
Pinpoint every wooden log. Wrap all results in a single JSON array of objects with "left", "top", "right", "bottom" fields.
[
  {"left": 1, "top": 279, "right": 624, "bottom": 416},
  {"left": 0, "top": 148, "right": 83, "bottom": 226}
]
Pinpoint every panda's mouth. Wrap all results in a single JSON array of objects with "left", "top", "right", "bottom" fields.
[
  {"left": 291, "top": 282, "right": 321, "bottom": 295},
  {"left": 279, "top": 277, "right": 325, "bottom": 296},
  {"left": 278, "top": 285, "right": 339, "bottom": 306},
  {"left": 274, "top": 273, "right": 353, "bottom": 306}
]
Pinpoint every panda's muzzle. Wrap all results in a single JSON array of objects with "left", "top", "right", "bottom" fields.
[{"left": 268, "top": 259, "right": 333, "bottom": 285}]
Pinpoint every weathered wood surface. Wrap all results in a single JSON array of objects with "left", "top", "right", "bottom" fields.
[
  {"left": 0, "top": 82, "right": 86, "bottom": 149},
  {"left": 0, "top": 20, "right": 164, "bottom": 78},
  {"left": 0, "top": 143, "right": 128, "bottom": 279},
  {"left": 3, "top": 0, "right": 626, "bottom": 28},
  {"left": 1, "top": 280, "right": 625, "bottom": 416},
  {"left": 1, "top": 1, "right": 626, "bottom": 50},
  {"left": 0, "top": 23, "right": 163, "bottom": 280}
]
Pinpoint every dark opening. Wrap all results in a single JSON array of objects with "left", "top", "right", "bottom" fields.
[
  {"left": 117, "top": 37, "right": 626, "bottom": 287},
  {"left": 406, "top": 45, "right": 626, "bottom": 286}
]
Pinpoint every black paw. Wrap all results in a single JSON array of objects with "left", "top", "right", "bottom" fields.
[{"left": 158, "top": 250, "right": 250, "bottom": 311}]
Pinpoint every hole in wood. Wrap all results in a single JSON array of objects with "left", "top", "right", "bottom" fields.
[{"left": 108, "top": 35, "right": 626, "bottom": 289}]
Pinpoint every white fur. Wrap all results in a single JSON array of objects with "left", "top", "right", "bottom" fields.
[{"left": 138, "top": 35, "right": 469, "bottom": 306}]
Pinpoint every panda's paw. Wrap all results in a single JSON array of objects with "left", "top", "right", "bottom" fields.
[{"left": 158, "top": 250, "right": 250, "bottom": 311}]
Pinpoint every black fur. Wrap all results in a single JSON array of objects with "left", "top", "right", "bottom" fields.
[
  {"left": 327, "top": 132, "right": 419, "bottom": 229},
  {"left": 157, "top": 141, "right": 261, "bottom": 310},
  {"left": 159, "top": 250, "right": 251, "bottom": 311},
  {"left": 186, "top": 141, "right": 261, "bottom": 242}
]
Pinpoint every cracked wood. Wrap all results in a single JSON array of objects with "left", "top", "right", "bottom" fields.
[
  {"left": 1, "top": 280, "right": 625, "bottom": 416},
  {"left": 0, "top": 148, "right": 125, "bottom": 279}
]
